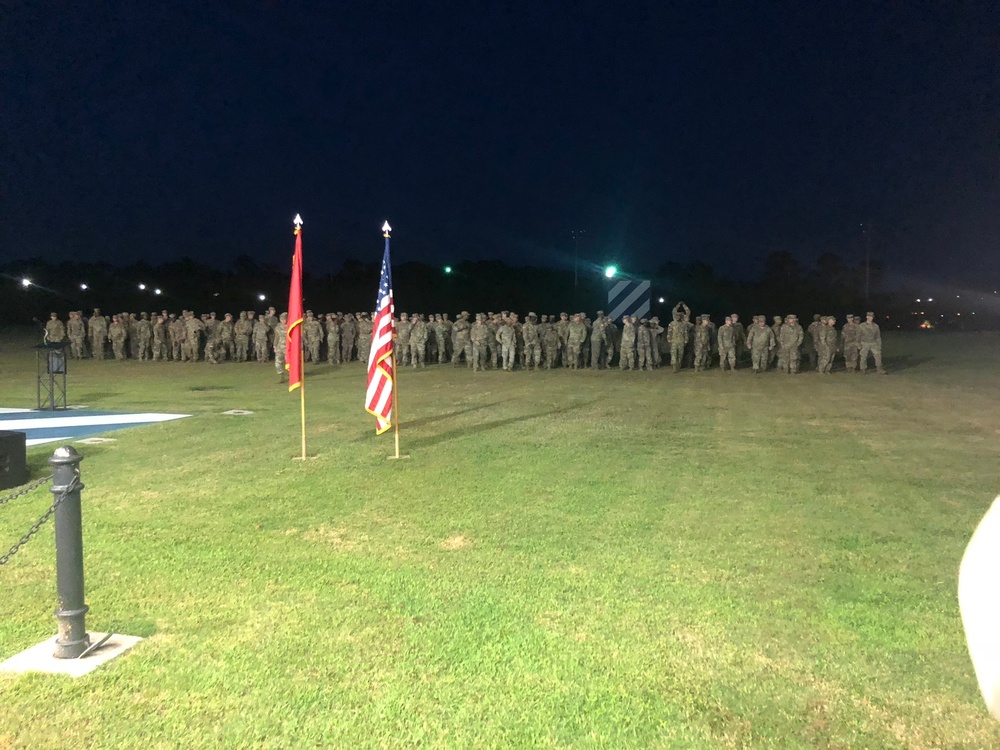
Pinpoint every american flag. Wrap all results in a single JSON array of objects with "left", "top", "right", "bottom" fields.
[{"left": 365, "top": 230, "right": 395, "bottom": 434}]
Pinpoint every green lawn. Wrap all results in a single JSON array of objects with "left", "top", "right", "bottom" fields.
[{"left": 1, "top": 332, "right": 998, "bottom": 748}]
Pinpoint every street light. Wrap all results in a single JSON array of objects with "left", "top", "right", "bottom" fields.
[
  {"left": 258, "top": 293, "right": 266, "bottom": 301},
  {"left": 443, "top": 266, "right": 452, "bottom": 275},
  {"left": 138, "top": 283, "right": 146, "bottom": 291},
  {"left": 21, "top": 278, "right": 31, "bottom": 288},
  {"left": 604, "top": 265, "right": 618, "bottom": 279},
  {"left": 80, "top": 283, "right": 88, "bottom": 291},
  {"left": 154, "top": 288, "right": 162, "bottom": 296}
]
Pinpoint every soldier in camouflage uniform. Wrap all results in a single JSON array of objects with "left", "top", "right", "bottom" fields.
[
  {"left": 522, "top": 313, "right": 542, "bottom": 370},
  {"left": 184, "top": 310, "right": 204, "bottom": 361},
  {"left": 204, "top": 315, "right": 223, "bottom": 364},
  {"left": 169, "top": 314, "right": 185, "bottom": 361},
  {"left": 274, "top": 312, "right": 288, "bottom": 380},
  {"left": 340, "top": 313, "right": 357, "bottom": 362},
  {"left": 89, "top": 308, "right": 108, "bottom": 360},
  {"left": 410, "top": 314, "right": 428, "bottom": 367},
  {"left": 564, "top": 313, "right": 585, "bottom": 370},
  {"left": 816, "top": 316, "right": 839, "bottom": 374},
  {"left": 67, "top": 311, "right": 87, "bottom": 359},
  {"left": 858, "top": 312, "right": 885, "bottom": 374},
  {"left": 452, "top": 311, "right": 472, "bottom": 366},
  {"left": 497, "top": 313, "right": 519, "bottom": 371},
  {"left": 234, "top": 312, "right": 252, "bottom": 362},
  {"left": 356, "top": 313, "right": 373, "bottom": 364},
  {"left": 588, "top": 311, "right": 608, "bottom": 369},
  {"left": 840, "top": 314, "right": 861, "bottom": 373},
  {"left": 777, "top": 313, "right": 803, "bottom": 373},
  {"left": 218, "top": 313, "right": 235, "bottom": 361},
  {"left": 636, "top": 319, "right": 653, "bottom": 370},
  {"left": 433, "top": 314, "right": 448, "bottom": 364},
  {"left": 255, "top": 314, "right": 273, "bottom": 363},
  {"left": 693, "top": 316, "right": 713, "bottom": 371},
  {"left": 666, "top": 313, "right": 687, "bottom": 372},
  {"left": 717, "top": 316, "right": 737, "bottom": 371},
  {"left": 619, "top": 315, "right": 636, "bottom": 370},
  {"left": 649, "top": 316, "right": 664, "bottom": 368},
  {"left": 746, "top": 316, "right": 775, "bottom": 373},
  {"left": 768, "top": 316, "right": 783, "bottom": 369},
  {"left": 152, "top": 314, "right": 168, "bottom": 361},
  {"left": 805, "top": 314, "right": 822, "bottom": 371},
  {"left": 325, "top": 314, "right": 341, "bottom": 364},
  {"left": 730, "top": 313, "right": 746, "bottom": 364},
  {"left": 109, "top": 315, "right": 128, "bottom": 360},
  {"left": 45, "top": 312, "right": 66, "bottom": 344},
  {"left": 395, "top": 313, "right": 412, "bottom": 367},
  {"left": 469, "top": 313, "right": 489, "bottom": 371}
]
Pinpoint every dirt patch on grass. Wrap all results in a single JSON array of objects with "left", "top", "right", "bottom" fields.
[{"left": 439, "top": 534, "right": 472, "bottom": 551}]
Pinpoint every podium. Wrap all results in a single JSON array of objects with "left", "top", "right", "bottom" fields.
[{"left": 35, "top": 341, "right": 69, "bottom": 411}]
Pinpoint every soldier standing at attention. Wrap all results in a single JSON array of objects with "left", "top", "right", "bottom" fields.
[
  {"left": 745, "top": 316, "right": 775, "bottom": 373},
  {"left": 410, "top": 314, "right": 428, "bottom": 367},
  {"left": 325, "top": 314, "right": 341, "bottom": 364},
  {"left": 522, "top": 313, "right": 541, "bottom": 370},
  {"left": 339, "top": 313, "right": 357, "bottom": 363},
  {"left": 296, "top": 312, "right": 315, "bottom": 363},
  {"left": 109, "top": 315, "right": 128, "bottom": 360},
  {"left": 218, "top": 313, "right": 235, "bottom": 361},
  {"left": 541, "top": 321, "right": 559, "bottom": 369},
  {"left": 274, "top": 312, "right": 288, "bottom": 380},
  {"left": 858, "top": 311, "right": 886, "bottom": 374},
  {"left": 564, "top": 313, "right": 586, "bottom": 370},
  {"left": 717, "top": 316, "right": 737, "bottom": 371},
  {"left": 769, "top": 316, "right": 783, "bottom": 369},
  {"left": 356, "top": 313, "right": 373, "bottom": 363},
  {"left": 636, "top": 318, "right": 653, "bottom": 371},
  {"left": 619, "top": 315, "right": 636, "bottom": 370},
  {"left": 396, "top": 313, "right": 413, "bottom": 367},
  {"left": 169, "top": 314, "right": 185, "bottom": 362},
  {"left": 45, "top": 312, "right": 66, "bottom": 344},
  {"left": 151, "top": 315, "right": 168, "bottom": 361},
  {"left": 693, "top": 316, "right": 713, "bottom": 371},
  {"left": 588, "top": 311, "right": 607, "bottom": 369},
  {"left": 234, "top": 312, "right": 251, "bottom": 362},
  {"left": 136, "top": 312, "right": 152, "bottom": 361},
  {"left": 452, "top": 311, "right": 472, "bottom": 366},
  {"left": 556, "top": 312, "right": 571, "bottom": 367},
  {"left": 648, "top": 316, "right": 664, "bottom": 368},
  {"left": 495, "top": 313, "right": 517, "bottom": 371},
  {"left": 666, "top": 313, "right": 687, "bottom": 372},
  {"left": 184, "top": 310, "right": 204, "bottom": 361},
  {"left": 777, "top": 314, "right": 804, "bottom": 373},
  {"left": 816, "top": 316, "right": 838, "bottom": 374},
  {"left": 67, "top": 311, "right": 87, "bottom": 358},
  {"left": 841, "top": 314, "right": 861, "bottom": 373},
  {"left": 89, "top": 308, "right": 108, "bottom": 359},
  {"left": 730, "top": 313, "right": 746, "bottom": 364},
  {"left": 806, "top": 314, "right": 822, "bottom": 371}
]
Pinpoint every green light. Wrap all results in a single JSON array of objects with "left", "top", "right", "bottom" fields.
[
  {"left": 604, "top": 265, "right": 618, "bottom": 279},
  {"left": 443, "top": 266, "right": 453, "bottom": 275}
]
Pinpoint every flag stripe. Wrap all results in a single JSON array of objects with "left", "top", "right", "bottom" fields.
[{"left": 365, "top": 236, "right": 395, "bottom": 434}]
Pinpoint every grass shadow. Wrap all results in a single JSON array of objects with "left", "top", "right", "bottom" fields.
[
  {"left": 882, "top": 354, "right": 934, "bottom": 372},
  {"left": 405, "top": 401, "right": 505, "bottom": 429},
  {"left": 404, "top": 399, "right": 600, "bottom": 450}
]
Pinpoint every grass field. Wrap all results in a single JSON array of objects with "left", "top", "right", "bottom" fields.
[{"left": 1, "top": 331, "right": 999, "bottom": 748}]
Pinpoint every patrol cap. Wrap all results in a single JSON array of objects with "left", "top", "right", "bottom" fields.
[
  {"left": 596, "top": 310, "right": 604, "bottom": 316},
  {"left": 528, "top": 311, "right": 537, "bottom": 317},
  {"left": 701, "top": 314, "right": 710, "bottom": 320},
  {"left": 866, "top": 311, "right": 875, "bottom": 317},
  {"left": 773, "top": 315, "right": 781, "bottom": 321}
]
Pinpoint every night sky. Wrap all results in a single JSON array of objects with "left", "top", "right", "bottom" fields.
[{"left": 3, "top": 2, "right": 998, "bottom": 285}]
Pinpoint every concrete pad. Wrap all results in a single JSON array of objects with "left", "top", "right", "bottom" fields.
[{"left": 0, "top": 633, "right": 142, "bottom": 677}]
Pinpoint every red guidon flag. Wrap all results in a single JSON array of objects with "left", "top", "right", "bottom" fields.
[
  {"left": 285, "top": 217, "right": 304, "bottom": 391},
  {"left": 365, "top": 226, "right": 394, "bottom": 433}
]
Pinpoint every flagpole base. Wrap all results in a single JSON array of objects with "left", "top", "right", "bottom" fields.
[
  {"left": 387, "top": 455, "right": 411, "bottom": 461},
  {"left": 292, "top": 455, "right": 319, "bottom": 461}
]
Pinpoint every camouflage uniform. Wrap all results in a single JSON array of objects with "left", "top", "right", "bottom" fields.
[
  {"left": 410, "top": 315, "right": 428, "bottom": 367},
  {"left": 522, "top": 314, "right": 542, "bottom": 370},
  {"left": 777, "top": 314, "right": 803, "bottom": 373},
  {"left": 542, "top": 323, "right": 560, "bottom": 369},
  {"left": 301, "top": 312, "right": 321, "bottom": 363},
  {"left": 717, "top": 319, "right": 737, "bottom": 371},
  {"left": 356, "top": 314, "right": 373, "bottom": 364},
  {"left": 667, "top": 314, "right": 688, "bottom": 372},
  {"left": 325, "top": 314, "right": 341, "bottom": 364},
  {"left": 396, "top": 314, "right": 413, "bottom": 366},
  {"left": 275, "top": 313, "right": 288, "bottom": 379},
  {"left": 636, "top": 319, "right": 653, "bottom": 370},
  {"left": 184, "top": 312, "right": 204, "bottom": 361},
  {"left": 619, "top": 316, "right": 636, "bottom": 370},
  {"left": 340, "top": 314, "right": 357, "bottom": 362},
  {"left": 817, "top": 316, "right": 839, "bottom": 374},
  {"left": 67, "top": 312, "right": 87, "bottom": 359},
  {"left": 89, "top": 309, "right": 108, "bottom": 359},
  {"left": 109, "top": 316, "right": 128, "bottom": 360},
  {"left": 452, "top": 312, "right": 472, "bottom": 366},
  {"left": 806, "top": 314, "right": 822, "bottom": 371},
  {"left": 693, "top": 318, "right": 712, "bottom": 371},
  {"left": 169, "top": 315, "right": 185, "bottom": 361},
  {"left": 45, "top": 313, "right": 66, "bottom": 344},
  {"left": 497, "top": 316, "right": 519, "bottom": 371},
  {"left": 152, "top": 315, "right": 168, "bottom": 361},
  {"left": 745, "top": 317, "right": 776, "bottom": 373},
  {"left": 768, "top": 316, "right": 783, "bottom": 369},
  {"left": 858, "top": 312, "right": 885, "bottom": 374},
  {"left": 841, "top": 315, "right": 861, "bottom": 372},
  {"left": 234, "top": 312, "right": 252, "bottom": 362}
]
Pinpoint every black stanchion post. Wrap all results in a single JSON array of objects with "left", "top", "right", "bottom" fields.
[{"left": 50, "top": 446, "right": 90, "bottom": 658}]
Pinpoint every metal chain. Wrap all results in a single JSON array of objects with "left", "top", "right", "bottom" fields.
[
  {"left": 0, "top": 474, "right": 80, "bottom": 567},
  {"left": 0, "top": 475, "right": 52, "bottom": 508}
]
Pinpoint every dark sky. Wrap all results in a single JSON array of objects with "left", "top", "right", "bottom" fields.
[{"left": 3, "top": 1, "right": 998, "bottom": 284}]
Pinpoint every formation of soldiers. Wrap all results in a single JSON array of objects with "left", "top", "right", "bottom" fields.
[{"left": 42, "top": 301, "right": 886, "bottom": 376}]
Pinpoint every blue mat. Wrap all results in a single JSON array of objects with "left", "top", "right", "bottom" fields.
[{"left": 0, "top": 409, "right": 190, "bottom": 446}]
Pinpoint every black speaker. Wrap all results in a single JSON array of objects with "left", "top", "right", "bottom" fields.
[{"left": 0, "top": 431, "right": 29, "bottom": 490}]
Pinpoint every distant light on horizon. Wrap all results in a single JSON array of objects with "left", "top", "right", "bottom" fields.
[
  {"left": 658, "top": 297, "right": 665, "bottom": 303},
  {"left": 80, "top": 282, "right": 88, "bottom": 290},
  {"left": 604, "top": 265, "right": 618, "bottom": 279},
  {"left": 443, "top": 266, "right": 452, "bottom": 275},
  {"left": 21, "top": 278, "right": 31, "bottom": 288},
  {"left": 154, "top": 288, "right": 162, "bottom": 295},
  {"left": 138, "top": 283, "right": 146, "bottom": 290},
  {"left": 258, "top": 293, "right": 266, "bottom": 301}
]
